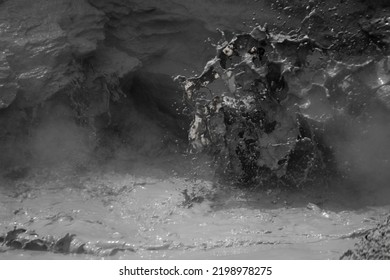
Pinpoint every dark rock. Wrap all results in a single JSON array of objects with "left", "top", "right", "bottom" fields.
[
  {"left": 23, "top": 239, "right": 48, "bottom": 251},
  {"left": 53, "top": 233, "right": 75, "bottom": 253},
  {"left": 0, "top": 228, "right": 136, "bottom": 256},
  {"left": 2, "top": 228, "right": 27, "bottom": 246}
]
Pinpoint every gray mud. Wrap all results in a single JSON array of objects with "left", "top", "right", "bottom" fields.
[{"left": 1, "top": 155, "right": 389, "bottom": 259}]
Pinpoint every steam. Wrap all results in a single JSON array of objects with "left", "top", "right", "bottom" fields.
[
  {"left": 30, "top": 118, "right": 92, "bottom": 166},
  {"left": 327, "top": 109, "right": 390, "bottom": 201}
]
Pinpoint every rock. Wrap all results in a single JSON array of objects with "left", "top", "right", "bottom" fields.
[
  {"left": 87, "top": 0, "right": 215, "bottom": 75},
  {"left": 1, "top": 0, "right": 388, "bottom": 111},
  {"left": 0, "top": 0, "right": 146, "bottom": 170},
  {"left": 0, "top": 227, "right": 136, "bottom": 256},
  {"left": 306, "top": 202, "right": 321, "bottom": 211},
  {"left": 0, "top": 0, "right": 106, "bottom": 108},
  {"left": 341, "top": 217, "right": 390, "bottom": 260},
  {"left": 87, "top": 0, "right": 286, "bottom": 75}
]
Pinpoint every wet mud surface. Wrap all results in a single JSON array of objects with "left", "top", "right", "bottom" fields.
[{"left": 1, "top": 155, "right": 389, "bottom": 260}]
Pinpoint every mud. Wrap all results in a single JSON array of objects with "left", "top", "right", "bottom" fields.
[{"left": 0, "top": 155, "right": 389, "bottom": 260}]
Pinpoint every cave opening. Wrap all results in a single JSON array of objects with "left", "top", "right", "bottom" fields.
[{"left": 0, "top": 71, "right": 192, "bottom": 171}]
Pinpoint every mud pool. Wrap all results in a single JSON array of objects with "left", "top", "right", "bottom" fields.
[{"left": 1, "top": 154, "right": 389, "bottom": 260}]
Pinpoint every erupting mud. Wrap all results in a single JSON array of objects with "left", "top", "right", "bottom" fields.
[{"left": 177, "top": 25, "right": 390, "bottom": 191}]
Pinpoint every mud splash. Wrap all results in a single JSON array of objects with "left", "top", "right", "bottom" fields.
[{"left": 176, "top": 25, "right": 390, "bottom": 188}]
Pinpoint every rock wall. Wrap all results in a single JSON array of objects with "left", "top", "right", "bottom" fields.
[
  {"left": 0, "top": 0, "right": 274, "bottom": 111},
  {"left": 0, "top": 0, "right": 105, "bottom": 108},
  {"left": 0, "top": 0, "right": 281, "bottom": 169},
  {"left": 0, "top": 0, "right": 138, "bottom": 167},
  {"left": 1, "top": 0, "right": 389, "bottom": 110}
]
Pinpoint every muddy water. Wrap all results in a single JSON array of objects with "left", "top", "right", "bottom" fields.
[{"left": 1, "top": 155, "right": 389, "bottom": 260}]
